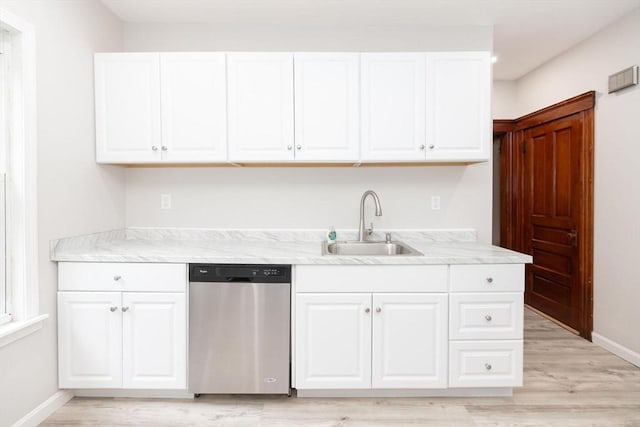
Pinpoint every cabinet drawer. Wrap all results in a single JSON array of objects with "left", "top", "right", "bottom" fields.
[
  {"left": 449, "top": 293, "right": 523, "bottom": 340},
  {"left": 450, "top": 264, "right": 524, "bottom": 292},
  {"left": 449, "top": 340, "right": 523, "bottom": 388},
  {"left": 295, "top": 265, "right": 448, "bottom": 293},
  {"left": 59, "top": 262, "right": 187, "bottom": 292}
]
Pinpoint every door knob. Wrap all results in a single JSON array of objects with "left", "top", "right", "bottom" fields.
[
  {"left": 568, "top": 230, "right": 578, "bottom": 247},
  {"left": 376, "top": 307, "right": 382, "bottom": 313},
  {"left": 486, "top": 277, "right": 493, "bottom": 284},
  {"left": 485, "top": 315, "right": 492, "bottom": 321},
  {"left": 113, "top": 275, "right": 122, "bottom": 281},
  {"left": 485, "top": 363, "right": 492, "bottom": 371},
  {"left": 161, "top": 146, "right": 168, "bottom": 151},
  {"left": 122, "top": 307, "right": 130, "bottom": 312},
  {"left": 151, "top": 146, "right": 158, "bottom": 151},
  {"left": 429, "top": 145, "right": 435, "bottom": 149},
  {"left": 420, "top": 144, "right": 426, "bottom": 150},
  {"left": 296, "top": 145, "right": 302, "bottom": 150},
  {"left": 287, "top": 145, "right": 292, "bottom": 151},
  {"left": 110, "top": 306, "right": 118, "bottom": 312},
  {"left": 365, "top": 308, "right": 371, "bottom": 313}
]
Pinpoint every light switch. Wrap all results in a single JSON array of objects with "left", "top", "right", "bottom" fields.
[
  {"left": 160, "top": 194, "right": 172, "bottom": 210},
  {"left": 431, "top": 196, "right": 441, "bottom": 210}
]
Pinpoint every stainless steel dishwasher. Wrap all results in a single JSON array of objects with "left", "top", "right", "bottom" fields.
[{"left": 188, "top": 264, "right": 291, "bottom": 395}]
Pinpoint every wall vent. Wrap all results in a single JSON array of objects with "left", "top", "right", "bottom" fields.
[{"left": 608, "top": 65, "right": 638, "bottom": 93}]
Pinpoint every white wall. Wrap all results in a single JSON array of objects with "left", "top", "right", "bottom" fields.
[
  {"left": 513, "top": 8, "right": 640, "bottom": 356},
  {"left": 0, "top": 2, "right": 125, "bottom": 426},
  {"left": 122, "top": 23, "right": 495, "bottom": 243},
  {"left": 492, "top": 80, "right": 517, "bottom": 119}
]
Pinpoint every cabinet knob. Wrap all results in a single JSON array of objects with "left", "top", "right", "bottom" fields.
[
  {"left": 486, "top": 277, "right": 494, "bottom": 284},
  {"left": 152, "top": 146, "right": 158, "bottom": 151},
  {"left": 485, "top": 314, "right": 492, "bottom": 321},
  {"left": 122, "top": 307, "right": 130, "bottom": 312},
  {"left": 287, "top": 145, "right": 293, "bottom": 151},
  {"left": 109, "top": 306, "right": 118, "bottom": 312},
  {"left": 161, "top": 146, "right": 168, "bottom": 151},
  {"left": 420, "top": 144, "right": 426, "bottom": 150},
  {"left": 296, "top": 145, "right": 302, "bottom": 150},
  {"left": 113, "top": 275, "right": 122, "bottom": 281},
  {"left": 365, "top": 308, "right": 371, "bottom": 314},
  {"left": 485, "top": 363, "right": 492, "bottom": 371},
  {"left": 376, "top": 307, "right": 382, "bottom": 313},
  {"left": 429, "top": 144, "right": 435, "bottom": 149}
]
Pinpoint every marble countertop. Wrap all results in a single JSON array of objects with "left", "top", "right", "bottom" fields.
[{"left": 50, "top": 228, "right": 532, "bottom": 265}]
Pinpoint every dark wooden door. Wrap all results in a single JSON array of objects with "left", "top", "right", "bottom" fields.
[{"left": 522, "top": 113, "right": 585, "bottom": 332}]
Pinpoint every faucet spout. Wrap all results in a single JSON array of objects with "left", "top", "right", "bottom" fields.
[{"left": 358, "top": 190, "right": 383, "bottom": 242}]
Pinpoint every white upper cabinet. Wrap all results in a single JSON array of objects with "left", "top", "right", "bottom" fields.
[
  {"left": 360, "top": 53, "right": 426, "bottom": 161},
  {"left": 95, "top": 53, "right": 161, "bottom": 163},
  {"left": 294, "top": 53, "right": 360, "bottom": 162},
  {"left": 95, "top": 52, "right": 228, "bottom": 163},
  {"left": 426, "top": 52, "right": 491, "bottom": 161},
  {"left": 227, "top": 53, "right": 294, "bottom": 162},
  {"left": 160, "top": 53, "right": 227, "bottom": 162}
]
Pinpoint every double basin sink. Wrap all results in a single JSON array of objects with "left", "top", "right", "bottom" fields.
[{"left": 321, "top": 240, "right": 423, "bottom": 257}]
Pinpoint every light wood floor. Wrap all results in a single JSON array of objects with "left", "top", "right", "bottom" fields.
[{"left": 42, "top": 309, "right": 640, "bottom": 426}]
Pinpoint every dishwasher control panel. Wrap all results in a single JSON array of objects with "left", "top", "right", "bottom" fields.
[{"left": 189, "top": 264, "right": 291, "bottom": 283}]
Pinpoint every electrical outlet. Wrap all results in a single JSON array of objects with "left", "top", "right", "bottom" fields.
[
  {"left": 160, "top": 194, "right": 172, "bottom": 210},
  {"left": 431, "top": 195, "right": 441, "bottom": 210}
]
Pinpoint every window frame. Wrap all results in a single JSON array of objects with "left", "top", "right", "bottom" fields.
[{"left": 0, "top": 7, "right": 47, "bottom": 347}]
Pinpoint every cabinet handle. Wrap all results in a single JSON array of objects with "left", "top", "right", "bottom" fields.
[
  {"left": 287, "top": 145, "right": 293, "bottom": 151},
  {"left": 486, "top": 277, "right": 494, "bottom": 284},
  {"left": 110, "top": 306, "right": 118, "bottom": 312},
  {"left": 152, "top": 146, "right": 158, "bottom": 151},
  {"left": 485, "top": 363, "right": 492, "bottom": 371},
  {"left": 376, "top": 307, "right": 382, "bottom": 313},
  {"left": 296, "top": 145, "right": 302, "bottom": 150},
  {"left": 161, "top": 146, "right": 168, "bottom": 151},
  {"left": 365, "top": 308, "right": 370, "bottom": 314},
  {"left": 485, "top": 314, "right": 492, "bottom": 321},
  {"left": 429, "top": 144, "right": 435, "bottom": 149},
  {"left": 420, "top": 144, "right": 426, "bottom": 150},
  {"left": 113, "top": 275, "right": 122, "bottom": 281},
  {"left": 122, "top": 307, "right": 130, "bottom": 312}
]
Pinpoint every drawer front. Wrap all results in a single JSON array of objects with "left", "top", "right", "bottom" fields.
[
  {"left": 450, "top": 264, "right": 524, "bottom": 292},
  {"left": 295, "top": 265, "right": 448, "bottom": 293},
  {"left": 59, "top": 262, "right": 187, "bottom": 292},
  {"left": 449, "top": 340, "right": 523, "bottom": 388},
  {"left": 449, "top": 293, "right": 523, "bottom": 340}
]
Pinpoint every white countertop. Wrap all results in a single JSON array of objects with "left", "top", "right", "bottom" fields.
[{"left": 50, "top": 228, "right": 532, "bottom": 265}]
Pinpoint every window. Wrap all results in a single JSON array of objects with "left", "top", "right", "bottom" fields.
[
  {"left": 0, "top": 29, "right": 10, "bottom": 326},
  {"left": 0, "top": 8, "right": 45, "bottom": 346}
]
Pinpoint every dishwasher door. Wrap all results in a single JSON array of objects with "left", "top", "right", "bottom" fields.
[{"left": 189, "top": 281, "right": 291, "bottom": 394}]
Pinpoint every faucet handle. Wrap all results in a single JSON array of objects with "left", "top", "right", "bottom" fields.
[
  {"left": 385, "top": 233, "right": 392, "bottom": 243},
  {"left": 366, "top": 222, "right": 374, "bottom": 236}
]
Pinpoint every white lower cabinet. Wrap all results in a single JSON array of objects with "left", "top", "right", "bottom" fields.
[
  {"left": 57, "top": 263, "right": 187, "bottom": 390},
  {"left": 295, "top": 292, "right": 448, "bottom": 389}
]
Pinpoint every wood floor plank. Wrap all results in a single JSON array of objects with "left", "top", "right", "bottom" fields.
[{"left": 40, "top": 308, "right": 640, "bottom": 426}]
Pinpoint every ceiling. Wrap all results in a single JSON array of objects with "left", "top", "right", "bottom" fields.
[{"left": 100, "top": 0, "right": 640, "bottom": 80}]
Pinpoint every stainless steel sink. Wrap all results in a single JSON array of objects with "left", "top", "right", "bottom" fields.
[{"left": 321, "top": 241, "right": 423, "bottom": 256}]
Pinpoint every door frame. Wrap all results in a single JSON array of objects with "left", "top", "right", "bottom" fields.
[{"left": 493, "top": 91, "right": 595, "bottom": 339}]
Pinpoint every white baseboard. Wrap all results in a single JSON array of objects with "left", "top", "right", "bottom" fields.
[
  {"left": 296, "top": 387, "right": 513, "bottom": 398},
  {"left": 73, "top": 389, "right": 194, "bottom": 399},
  {"left": 592, "top": 332, "right": 640, "bottom": 367},
  {"left": 11, "top": 390, "right": 73, "bottom": 427}
]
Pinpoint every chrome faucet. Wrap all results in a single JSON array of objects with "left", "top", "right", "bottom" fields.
[{"left": 358, "top": 190, "right": 383, "bottom": 242}]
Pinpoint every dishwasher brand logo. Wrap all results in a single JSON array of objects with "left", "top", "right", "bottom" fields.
[
  {"left": 263, "top": 378, "right": 277, "bottom": 383},
  {"left": 199, "top": 269, "right": 209, "bottom": 274}
]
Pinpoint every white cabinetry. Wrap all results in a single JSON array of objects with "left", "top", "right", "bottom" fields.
[
  {"left": 448, "top": 264, "right": 524, "bottom": 388},
  {"left": 294, "top": 53, "right": 360, "bottom": 161},
  {"left": 361, "top": 52, "right": 490, "bottom": 162},
  {"left": 95, "top": 53, "right": 227, "bottom": 163},
  {"left": 95, "top": 53, "right": 161, "bottom": 163},
  {"left": 295, "top": 266, "right": 449, "bottom": 390},
  {"left": 57, "top": 263, "right": 187, "bottom": 390},
  {"left": 360, "top": 53, "right": 426, "bottom": 161},
  {"left": 426, "top": 52, "right": 491, "bottom": 161},
  {"left": 227, "top": 53, "right": 294, "bottom": 162}
]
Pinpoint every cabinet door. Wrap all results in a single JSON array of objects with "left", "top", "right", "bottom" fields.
[
  {"left": 58, "top": 292, "right": 122, "bottom": 388},
  {"left": 227, "top": 53, "right": 294, "bottom": 162},
  {"left": 160, "top": 53, "right": 227, "bottom": 162},
  {"left": 294, "top": 53, "right": 360, "bottom": 161},
  {"left": 296, "top": 293, "right": 372, "bottom": 389},
  {"left": 122, "top": 293, "right": 186, "bottom": 389},
  {"left": 95, "top": 53, "right": 161, "bottom": 163},
  {"left": 426, "top": 52, "right": 490, "bottom": 161},
  {"left": 372, "top": 293, "right": 448, "bottom": 389},
  {"left": 361, "top": 53, "right": 426, "bottom": 161}
]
